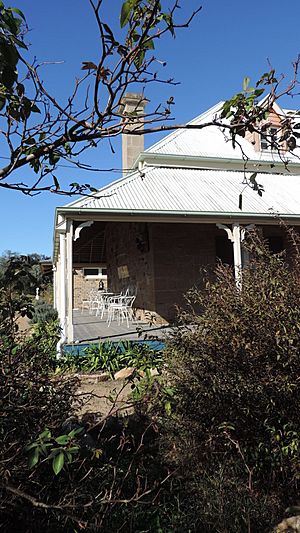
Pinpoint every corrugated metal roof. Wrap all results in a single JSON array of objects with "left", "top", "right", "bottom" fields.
[
  {"left": 64, "top": 166, "right": 300, "bottom": 216},
  {"left": 145, "top": 102, "right": 300, "bottom": 161}
]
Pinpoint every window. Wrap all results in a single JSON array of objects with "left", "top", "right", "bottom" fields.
[
  {"left": 260, "top": 127, "right": 279, "bottom": 151},
  {"left": 83, "top": 267, "right": 107, "bottom": 279}
]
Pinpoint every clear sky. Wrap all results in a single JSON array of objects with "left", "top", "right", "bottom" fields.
[{"left": 1, "top": 0, "right": 300, "bottom": 257}]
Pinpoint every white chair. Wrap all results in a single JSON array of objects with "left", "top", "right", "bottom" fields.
[
  {"left": 95, "top": 291, "right": 116, "bottom": 318},
  {"left": 81, "top": 289, "right": 97, "bottom": 314},
  {"left": 87, "top": 290, "right": 114, "bottom": 316},
  {"left": 89, "top": 291, "right": 104, "bottom": 316},
  {"left": 107, "top": 295, "right": 136, "bottom": 327}
]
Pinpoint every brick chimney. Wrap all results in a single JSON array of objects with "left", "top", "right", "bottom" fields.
[{"left": 120, "top": 93, "right": 146, "bottom": 174}]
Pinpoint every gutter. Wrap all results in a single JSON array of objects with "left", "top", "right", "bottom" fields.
[
  {"left": 134, "top": 152, "right": 300, "bottom": 175},
  {"left": 55, "top": 206, "right": 300, "bottom": 219}
]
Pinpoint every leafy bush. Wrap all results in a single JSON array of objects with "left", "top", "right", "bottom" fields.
[
  {"left": 154, "top": 232, "right": 300, "bottom": 532},
  {"left": 31, "top": 299, "right": 58, "bottom": 324},
  {"left": 0, "top": 261, "right": 169, "bottom": 532},
  {"left": 59, "top": 340, "right": 164, "bottom": 378},
  {"left": 0, "top": 331, "right": 167, "bottom": 532},
  {"left": 0, "top": 329, "right": 79, "bottom": 531}
]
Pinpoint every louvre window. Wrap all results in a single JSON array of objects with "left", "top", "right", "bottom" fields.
[{"left": 260, "top": 127, "right": 279, "bottom": 151}]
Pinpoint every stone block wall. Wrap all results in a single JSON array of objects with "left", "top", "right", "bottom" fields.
[
  {"left": 105, "top": 222, "right": 155, "bottom": 319},
  {"left": 151, "top": 223, "right": 217, "bottom": 320},
  {"left": 105, "top": 221, "right": 218, "bottom": 323}
]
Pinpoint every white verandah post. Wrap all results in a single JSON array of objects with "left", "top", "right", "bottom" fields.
[
  {"left": 232, "top": 222, "right": 242, "bottom": 287},
  {"left": 58, "top": 230, "right": 67, "bottom": 350},
  {"left": 53, "top": 266, "right": 57, "bottom": 309},
  {"left": 66, "top": 219, "right": 74, "bottom": 343},
  {"left": 217, "top": 222, "right": 242, "bottom": 287}
]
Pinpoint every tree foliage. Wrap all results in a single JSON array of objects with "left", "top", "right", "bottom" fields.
[
  {"left": 0, "top": 1, "right": 299, "bottom": 197},
  {"left": 0, "top": 0, "right": 201, "bottom": 195}
]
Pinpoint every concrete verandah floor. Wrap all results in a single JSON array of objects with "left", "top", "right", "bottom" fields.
[{"left": 72, "top": 309, "right": 171, "bottom": 344}]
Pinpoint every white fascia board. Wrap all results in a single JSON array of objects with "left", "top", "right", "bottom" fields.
[{"left": 135, "top": 151, "right": 300, "bottom": 175}]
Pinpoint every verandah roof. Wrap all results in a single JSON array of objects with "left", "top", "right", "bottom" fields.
[{"left": 62, "top": 165, "right": 300, "bottom": 218}]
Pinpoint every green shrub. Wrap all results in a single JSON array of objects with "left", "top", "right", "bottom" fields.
[
  {"left": 59, "top": 340, "right": 164, "bottom": 378},
  {"left": 31, "top": 299, "right": 58, "bottom": 324},
  {"left": 155, "top": 232, "right": 300, "bottom": 532},
  {"left": 0, "top": 264, "right": 168, "bottom": 532}
]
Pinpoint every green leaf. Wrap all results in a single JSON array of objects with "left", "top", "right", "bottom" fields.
[
  {"left": 24, "top": 136, "right": 36, "bottom": 145},
  {"left": 9, "top": 34, "right": 27, "bottom": 49},
  {"left": 16, "top": 82, "right": 24, "bottom": 96},
  {"left": 52, "top": 451, "right": 65, "bottom": 475},
  {"left": 39, "top": 429, "right": 51, "bottom": 440},
  {"left": 65, "top": 452, "right": 73, "bottom": 462},
  {"left": 49, "top": 152, "right": 60, "bottom": 165},
  {"left": 134, "top": 49, "right": 145, "bottom": 69},
  {"left": 163, "top": 13, "right": 175, "bottom": 37},
  {"left": 64, "top": 141, "right": 71, "bottom": 154},
  {"left": 68, "top": 427, "right": 83, "bottom": 438},
  {"left": 144, "top": 39, "right": 154, "bottom": 50},
  {"left": 254, "top": 88, "right": 264, "bottom": 98},
  {"left": 68, "top": 446, "right": 80, "bottom": 453},
  {"left": 9, "top": 7, "right": 26, "bottom": 21},
  {"left": 0, "top": 96, "right": 6, "bottom": 111},
  {"left": 55, "top": 434, "right": 69, "bottom": 445},
  {"left": 31, "top": 103, "right": 40, "bottom": 113},
  {"left": 163, "top": 386, "right": 174, "bottom": 397},
  {"left": 29, "top": 448, "right": 40, "bottom": 468},
  {"left": 120, "top": 0, "right": 132, "bottom": 28},
  {"left": 243, "top": 76, "right": 250, "bottom": 92},
  {"left": 1, "top": 65, "right": 17, "bottom": 89},
  {"left": 165, "top": 400, "right": 172, "bottom": 416},
  {"left": 25, "top": 442, "right": 38, "bottom": 451}
]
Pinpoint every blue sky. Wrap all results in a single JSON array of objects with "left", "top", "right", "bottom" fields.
[{"left": 1, "top": 0, "right": 300, "bottom": 257}]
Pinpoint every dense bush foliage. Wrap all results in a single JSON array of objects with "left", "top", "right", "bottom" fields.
[
  {"left": 31, "top": 299, "right": 58, "bottom": 324},
  {"left": 2, "top": 236, "right": 300, "bottom": 532},
  {"left": 154, "top": 233, "right": 300, "bottom": 532},
  {"left": 0, "top": 331, "right": 78, "bottom": 530},
  {"left": 0, "top": 259, "right": 168, "bottom": 532},
  {"left": 0, "top": 251, "right": 51, "bottom": 296},
  {"left": 0, "top": 330, "right": 167, "bottom": 532}
]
